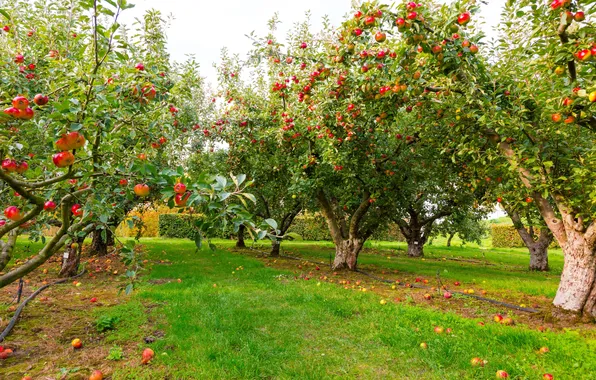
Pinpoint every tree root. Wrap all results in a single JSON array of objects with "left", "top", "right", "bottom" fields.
[{"left": 0, "top": 268, "right": 86, "bottom": 343}]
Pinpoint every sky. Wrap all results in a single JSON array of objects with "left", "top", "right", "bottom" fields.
[{"left": 119, "top": 0, "right": 506, "bottom": 86}]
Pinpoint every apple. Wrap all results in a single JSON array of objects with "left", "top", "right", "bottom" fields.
[
  {"left": 396, "top": 18, "right": 406, "bottom": 28},
  {"left": 501, "top": 317, "right": 514, "bottom": 326},
  {"left": 14, "top": 54, "right": 24, "bottom": 63},
  {"left": 174, "top": 192, "right": 190, "bottom": 207},
  {"left": 141, "top": 85, "right": 156, "bottom": 100},
  {"left": 454, "top": 281, "right": 461, "bottom": 286},
  {"left": 354, "top": 28, "right": 363, "bottom": 36},
  {"left": 22, "top": 376, "right": 33, "bottom": 380},
  {"left": 551, "top": 113, "right": 562, "bottom": 123},
  {"left": 134, "top": 183, "right": 150, "bottom": 197},
  {"left": 71, "top": 338, "right": 83, "bottom": 349},
  {"left": 53, "top": 151, "right": 75, "bottom": 167},
  {"left": 576, "top": 49, "right": 591, "bottom": 61},
  {"left": 419, "top": 342, "right": 428, "bottom": 349},
  {"left": 44, "top": 201, "right": 56, "bottom": 211},
  {"left": 375, "top": 32, "right": 386, "bottom": 42},
  {"left": 65, "top": 131, "right": 86, "bottom": 149},
  {"left": 434, "top": 326, "right": 444, "bottom": 334},
  {"left": 135, "top": 62, "right": 145, "bottom": 71},
  {"left": 407, "top": 11, "right": 417, "bottom": 20},
  {"left": 364, "top": 16, "right": 375, "bottom": 26},
  {"left": 141, "top": 347, "right": 155, "bottom": 364},
  {"left": 493, "top": 314, "right": 504, "bottom": 323},
  {"left": 12, "top": 96, "right": 29, "bottom": 110},
  {"left": 458, "top": 12, "right": 471, "bottom": 25},
  {"left": 423, "top": 293, "right": 432, "bottom": 300},
  {"left": 4, "top": 206, "right": 21, "bottom": 221},
  {"left": 0, "top": 220, "right": 6, "bottom": 226},
  {"left": 119, "top": 178, "right": 128, "bottom": 186},
  {"left": 15, "top": 161, "right": 28, "bottom": 174},
  {"left": 496, "top": 370, "right": 509, "bottom": 378},
  {"left": 89, "top": 370, "right": 104, "bottom": 380},
  {"left": 90, "top": 297, "right": 97, "bottom": 303},
  {"left": 3, "top": 107, "right": 21, "bottom": 118},
  {"left": 543, "top": 374, "right": 553, "bottom": 380},
  {"left": 589, "top": 91, "right": 596, "bottom": 103},
  {"left": 174, "top": 182, "right": 187, "bottom": 194},
  {"left": 539, "top": 346, "right": 549, "bottom": 354},
  {"left": 2, "top": 159, "right": 17, "bottom": 172},
  {"left": 469, "top": 45, "right": 479, "bottom": 54},
  {"left": 300, "top": 42, "right": 307, "bottom": 49},
  {"left": 71, "top": 204, "right": 83, "bottom": 217},
  {"left": 471, "top": 357, "right": 485, "bottom": 367},
  {"left": 574, "top": 11, "right": 585, "bottom": 22},
  {"left": 443, "top": 292, "right": 452, "bottom": 299}
]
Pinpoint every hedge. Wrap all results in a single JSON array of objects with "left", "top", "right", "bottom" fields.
[
  {"left": 115, "top": 205, "right": 167, "bottom": 238},
  {"left": 491, "top": 224, "right": 559, "bottom": 248}
]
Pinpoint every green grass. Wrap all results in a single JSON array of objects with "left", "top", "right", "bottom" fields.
[
  {"left": 213, "top": 238, "right": 564, "bottom": 299},
  {"left": 5, "top": 237, "right": 595, "bottom": 379},
  {"left": 95, "top": 238, "right": 593, "bottom": 379}
]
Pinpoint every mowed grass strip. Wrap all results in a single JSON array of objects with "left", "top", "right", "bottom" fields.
[{"left": 99, "top": 238, "right": 595, "bottom": 380}]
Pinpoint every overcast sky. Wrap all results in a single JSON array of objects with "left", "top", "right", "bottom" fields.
[{"left": 119, "top": 0, "right": 506, "bottom": 86}]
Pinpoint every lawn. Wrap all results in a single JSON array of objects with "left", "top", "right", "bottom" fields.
[{"left": 1, "top": 237, "right": 595, "bottom": 379}]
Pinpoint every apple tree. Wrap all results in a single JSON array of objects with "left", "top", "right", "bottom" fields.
[{"left": 0, "top": 0, "right": 255, "bottom": 286}]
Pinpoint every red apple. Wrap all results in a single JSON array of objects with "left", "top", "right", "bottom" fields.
[
  {"left": 135, "top": 62, "right": 145, "bottom": 70},
  {"left": 174, "top": 192, "right": 191, "bottom": 207},
  {"left": 458, "top": 12, "right": 471, "bottom": 25},
  {"left": 375, "top": 32, "right": 386, "bottom": 42},
  {"left": 65, "top": 131, "right": 86, "bottom": 150},
  {"left": 407, "top": 11, "right": 417, "bottom": 20},
  {"left": 471, "top": 357, "right": 485, "bottom": 367},
  {"left": 71, "top": 204, "right": 83, "bottom": 217},
  {"left": 443, "top": 292, "right": 452, "bottom": 299},
  {"left": 396, "top": 18, "right": 406, "bottom": 28},
  {"left": 576, "top": 49, "right": 591, "bottom": 61},
  {"left": 44, "top": 201, "right": 56, "bottom": 211},
  {"left": 12, "top": 96, "right": 29, "bottom": 110},
  {"left": 423, "top": 293, "right": 432, "bottom": 300},
  {"left": 89, "top": 370, "right": 103, "bottom": 380},
  {"left": 469, "top": 45, "right": 479, "bottom": 54},
  {"left": 493, "top": 314, "right": 504, "bottom": 323},
  {"left": 496, "top": 370, "right": 509, "bottom": 379},
  {"left": 71, "top": 338, "right": 83, "bottom": 349},
  {"left": 4, "top": 206, "right": 21, "bottom": 221},
  {"left": 364, "top": 16, "right": 375, "bottom": 26},
  {"left": 14, "top": 54, "right": 24, "bottom": 63},
  {"left": 574, "top": 11, "right": 585, "bottom": 22},
  {"left": 119, "top": 179, "right": 128, "bottom": 186},
  {"left": 15, "top": 161, "right": 29, "bottom": 174},
  {"left": 90, "top": 297, "right": 97, "bottom": 303},
  {"left": 419, "top": 342, "right": 428, "bottom": 349},
  {"left": 33, "top": 94, "right": 48, "bottom": 106},
  {"left": 434, "top": 326, "right": 444, "bottom": 334},
  {"left": 3, "top": 107, "right": 21, "bottom": 118},
  {"left": 141, "top": 347, "right": 154, "bottom": 364},
  {"left": 174, "top": 182, "right": 187, "bottom": 194},
  {"left": 2, "top": 159, "right": 17, "bottom": 172},
  {"left": 551, "top": 113, "right": 562, "bottom": 123},
  {"left": 53, "top": 151, "right": 75, "bottom": 168},
  {"left": 539, "top": 346, "right": 550, "bottom": 354},
  {"left": 543, "top": 374, "right": 553, "bottom": 380},
  {"left": 134, "top": 183, "right": 150, "bottom": 197}
]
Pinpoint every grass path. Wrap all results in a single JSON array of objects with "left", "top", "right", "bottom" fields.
[{"left": 1, "top": 238, "right": 595, "bottom": 379}]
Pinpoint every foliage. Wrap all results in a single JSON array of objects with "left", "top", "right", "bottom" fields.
[
  {"left": 96, "top": 315, "right": 119, "bottom": 332},
  {"left": 106, "top": 345, "right": 124, "bottom": 361},
  {"left": 491, "top": 224, "right": 560, "bottom": 249},
  {"left": 431, "top": 209, "right": 489, "bottom": 246}
]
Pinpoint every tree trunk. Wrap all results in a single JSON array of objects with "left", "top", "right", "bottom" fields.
[
  {"left": 553, "top": 230, "right": 596, "bottom": 316},
  {"left": 90, "top": 227, "right": 114, "bottom": 256},
  {"left": 528, "top": 228, "right": 552, "bottom": 271},
  {"left": 332, "top": 238, "right": 364, "bottom": 270},
  {"left": 270, "top": 240, "right": 280, "bottom": 257},
  {"left": 446, "top": 233, "right": 455, "bottom": 247},
  {"left": 59, "top": 237, "right": 83, "bottom": 277},
  {"left": 236, "top": 224, "right": 246, "bottom": 248},
  {"left": 405, "top": 226, "right": 425, "bottom": 257}
]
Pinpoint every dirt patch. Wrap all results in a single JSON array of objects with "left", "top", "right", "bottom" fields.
[{"left": 0, "top": 250, "right": 164, "bottom": 379}]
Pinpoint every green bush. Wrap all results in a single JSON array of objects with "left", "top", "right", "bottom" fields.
[
  {"left": 491, "top": 224, "right": 559, "bottom": 248},
  {"left": 287, "top": 214, "right": 404, "bottom": 242},
  {"left": 158, "top": 214, "right": 230, "bottom": 239}
]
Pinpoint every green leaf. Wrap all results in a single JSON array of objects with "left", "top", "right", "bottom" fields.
[
  {"left": 194, "top": 234, "right": 202, "bottom": 250},
  {"left": 264, "top": 218, "right": 278, "bottom": 229},
  {"left": 0, "top": 9, "right": 12, "bottom": 20}
]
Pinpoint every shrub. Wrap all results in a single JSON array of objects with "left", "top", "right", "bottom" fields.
[
  {"left": 96, "top": 315, "right": 119, "bottom": 332},
  {"left": 491, "top": 224, "right": 559, "bottom": 248},
  {"left": 116, "top": 204, "right": 170, "bottom": 238},
  {"left": 158, "top": 214, "right": 230, "bottom": 239}
]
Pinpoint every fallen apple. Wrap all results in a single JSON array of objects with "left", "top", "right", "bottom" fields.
[
  {"left": 71, "top": 338, "right": 83, "bottom": 349},
  {"left": 141, "top": 347, "right": 155, "bottom": 364}
]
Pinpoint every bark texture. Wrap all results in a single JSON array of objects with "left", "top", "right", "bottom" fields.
[
  {"left": 317, "top": 190, "right": 378, "bottom": 270},
  {"left": 236, "top": 224, "right": 246, "bottom": 248},
  {"left": 90, "top": 227, "right": 115, "bottom": 256},
  {"left": 59, "top": 237, "right": 84, "bottom": 277},
  {"left": 508, "top": 210, "right": 552, "bottom": 271}
]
